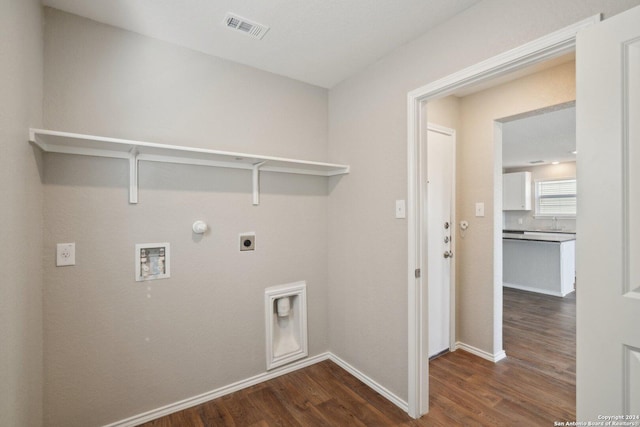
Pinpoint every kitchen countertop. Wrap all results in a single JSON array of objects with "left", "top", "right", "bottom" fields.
[
  {"left": 503, "top": 232, "right": 576, "bottom": 243},
  {"left": 503, "top": 229, "right": 576, "bottom": 235}
]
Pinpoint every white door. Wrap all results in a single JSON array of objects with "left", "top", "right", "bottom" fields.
[
  {"left": 426, "top": 126, "right": 455, "bottom": 358},
  {"left": 577, "top": 5, "right": 640, "bottom": 420}
]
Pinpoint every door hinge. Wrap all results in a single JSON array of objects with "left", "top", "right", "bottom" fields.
[{"left": 415, "top": 268, "right": 421, "bottom": 278}]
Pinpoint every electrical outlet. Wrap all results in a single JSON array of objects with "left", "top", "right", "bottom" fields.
[
  {"left": 240, "top": 233, "right": 255, "bottom": 251},
  {"left": 56, "top": 243, "right": 75, "bottom": 266}
]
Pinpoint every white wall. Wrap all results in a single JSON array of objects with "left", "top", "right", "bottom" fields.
[
  {"left": 327, "top": 0, "right": 640, "bottom": 401},
  {"left": 43, "top": 9, "right": 331, "bottom": 426},
  {"left": 0, "top": 1, "right": 44, "bottom": 426},
  {"left": 504, "top": 162, "right": 577, "bottom": 232}
]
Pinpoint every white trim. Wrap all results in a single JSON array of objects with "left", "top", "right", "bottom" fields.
[
  {"left": 328, "top": 353, "right": 409, "bottom": 413},
  {"left": 408, "top": 15, "right": 600, "bottom": 100},
  {"left": 493, "top": 123, "right": 505, "bottom": 361},
  {"left": 406, "top": 14, "right": 601, "bottom": 419},
  {"left": 503, "top": 283, "right": 575, "bottom": 298},
  {"left": 426, "top": 122, "right": 455, "bottom": 136},
  {"left": 407, "top": 93, "right": 423, "bottom": 418},
  {"left": 101, "top": 352, "right": 407, "bottom": 427},
  {"left": 102, "top": 353, "right": 331, "bottom": 427},
  {"left": 455, "top": 342, "right": 507, "bottom": 363}
]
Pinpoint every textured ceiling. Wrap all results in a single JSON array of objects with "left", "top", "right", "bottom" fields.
[
  {"left": 503, "top": 106, "right": 576, "bottom": 168},
  {"left": 42, "top": 0, "right": 480, "bottom": 88}
]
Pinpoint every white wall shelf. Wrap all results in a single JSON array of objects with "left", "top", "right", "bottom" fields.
[{"left": 29, "top": 128, "right": 350, "bottom": 205}]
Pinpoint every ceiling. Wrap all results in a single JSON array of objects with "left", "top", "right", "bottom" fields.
[
  {"left": 502, "top": 105, "right": 576, "bottom": 168},
  {"left": 42, "top": 0, "right": 480, "bottom": 88}
]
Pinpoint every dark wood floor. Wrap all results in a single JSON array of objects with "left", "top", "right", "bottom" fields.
[{"left": 140, "top": 288, "right": 576, "bottom": 426}]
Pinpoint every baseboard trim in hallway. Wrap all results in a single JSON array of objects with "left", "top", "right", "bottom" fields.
[
  {"left": 327, "top": 354, "right": 409, "bottom": 413},
  {"left": 455, "top": 341, "right": 507, "bottom": 363}
]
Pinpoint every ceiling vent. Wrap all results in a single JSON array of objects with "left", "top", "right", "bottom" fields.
[
  {"left": 529, "top": 160, "right": 545, "bottom": 164},
  {"left": 224, "top": 13, "right": 270, "bottom": 40}
]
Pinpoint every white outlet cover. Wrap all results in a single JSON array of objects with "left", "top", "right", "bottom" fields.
[
  {"left": 56, "top": 243, "right": 75, "bottom": 266},
  {"left": 475, "top": 202, "right": 485, "bottom": 217}
]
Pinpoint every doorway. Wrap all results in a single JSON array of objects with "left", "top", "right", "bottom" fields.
[
  {"left": 406, "top": 15, "right": 600, "bottom": 418},
  {"left": 499, "top": 102, "right": 578, "bottom": 406},
  {"left": 500, "top": 104, "right": 577, "bottom": 297}
]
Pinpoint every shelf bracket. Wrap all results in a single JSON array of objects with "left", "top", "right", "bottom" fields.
[
  {"left": 252, "top": 161, "right": 267, "bottom": 206},
  {"left": 129, "top": 148, "right": 139, "bottom": 204}
]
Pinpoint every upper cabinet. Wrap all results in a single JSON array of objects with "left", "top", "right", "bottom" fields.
[{"left": 503, "top": 171, "right": 531, "bottom": 211}]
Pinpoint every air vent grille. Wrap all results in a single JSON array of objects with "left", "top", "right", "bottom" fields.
[
  {"left": 224, "top": 13, "right": 270, "bottom": 40},
  {"left": 529, "top": 160, "right": 545, "bottom": 164}
]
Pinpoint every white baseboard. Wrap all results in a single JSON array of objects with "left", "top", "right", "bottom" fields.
[
  {"left": 102, "top": 351, "right": 408, "bottom": 427},
  {"left": 328, "top": 354, "right": 408, "bottom": 413},
  {"left": 503, "top": 282, "right": 574, "bottom": 297},
  {"left": 103, "top": 352, "right": 330, "bottom": 427},
  {"left": 455, "top": 342, "right": 507, "bottom": 363}
]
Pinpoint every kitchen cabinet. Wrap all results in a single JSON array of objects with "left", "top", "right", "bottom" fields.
[
  {"left": 503, "top": 233, "right": 576, "bottom": 297},
  {"left": 503, "top": 171, "right": 531, "bottom": 210}
]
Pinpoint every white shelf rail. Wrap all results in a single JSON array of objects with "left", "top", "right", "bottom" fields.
[{"left": 29, "top": 129, "right": 349, "bottom": 205}]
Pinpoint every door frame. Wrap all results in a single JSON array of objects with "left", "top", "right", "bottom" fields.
[
  {"left": 424, "top": 123, "right": 457, "bottom": 357},
  {"left": 406, "top": 15, "right": 601, "bottom": 418}
]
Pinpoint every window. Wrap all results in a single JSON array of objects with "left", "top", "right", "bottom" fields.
[{"left": 535, "top": 178, "right": 577, "bottom": 217}]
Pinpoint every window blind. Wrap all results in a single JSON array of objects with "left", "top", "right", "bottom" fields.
[{"left": 536, "top": 179, "right": 577, "bottom": 216}]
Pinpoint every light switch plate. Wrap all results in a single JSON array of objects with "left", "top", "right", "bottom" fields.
[
  {"left": 56, "top": 243, "right": 75, "bottom": 266},
  {"left": 475, "top": 202, "right": 485, "bottom": 217},
  {"left": 395, "top": 200, "right": 406, "bottom": 219}
]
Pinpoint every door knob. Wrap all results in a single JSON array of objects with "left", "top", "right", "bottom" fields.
[{"left": 444, "top": 251, "right": 453, "bottom": 259}]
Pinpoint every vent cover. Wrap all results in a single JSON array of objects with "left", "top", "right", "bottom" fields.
[
  {"left": 224, "top": 13, "right": 270, "bottom": 40},
  {"left": 529, "top": 160, "right": 545, "bottom": 164}
]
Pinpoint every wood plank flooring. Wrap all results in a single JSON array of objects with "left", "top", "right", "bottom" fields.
[{"left": 140, "top": 288, "right": 576, "bottom": 426}]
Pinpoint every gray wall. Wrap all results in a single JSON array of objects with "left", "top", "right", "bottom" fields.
[
  {"left": 327, "top": 0, "right": 640, "bottom": 401},
  {"left": 29, "top": 1, "right": 640, "bottom": 424},
  {"left": 43, "top": 9, "right": 330, "bottom": 426},
  {"left": 0, "top": 1, "right": 44, "bottom": 426}
]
